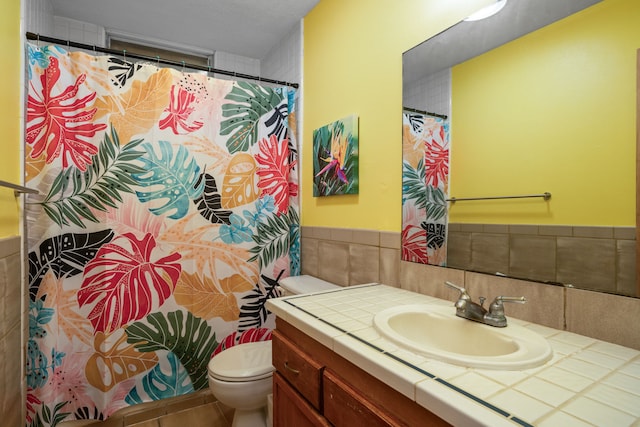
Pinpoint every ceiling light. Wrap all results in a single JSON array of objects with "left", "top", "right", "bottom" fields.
[{"left": 464, "top": 0, "right": 508, "bottom": 21}]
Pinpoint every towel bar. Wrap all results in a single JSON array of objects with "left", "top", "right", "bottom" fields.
[{"left": 446, "top": 192, "right": 551, "bottom": 202}]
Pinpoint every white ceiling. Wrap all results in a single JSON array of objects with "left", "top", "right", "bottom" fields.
[{"left": 49, "top": 0, "right": 320, "bottom": 59}]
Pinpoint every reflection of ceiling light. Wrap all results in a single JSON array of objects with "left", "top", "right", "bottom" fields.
[{"left": 464, "top": 0, "right": 508, "bottom": 21}]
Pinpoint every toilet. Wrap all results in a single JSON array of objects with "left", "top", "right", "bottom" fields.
[
  {"left": 208, "top": 341, "right": 274, "bottom": 427},
  {"left": 207, "top": 275, "right": 339, "bottom": 427}
]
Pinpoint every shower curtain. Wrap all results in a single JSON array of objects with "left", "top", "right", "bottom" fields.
[
  {"left": 24, "top": 43, "right": 299, "bottom": 426},
  {"left": 402, "top": 112, "right": 449, "bottom": 265}
]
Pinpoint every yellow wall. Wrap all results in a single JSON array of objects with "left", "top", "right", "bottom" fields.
[
  {"left": 0, "top": 0, "right": 22, "bottom": 237},
  {"left": 11, "top": 1, "right": 632, "bottom": 235},
  {"left": 450, "top": 0, "right": 638, "bottom": 225},
  {"left": 302, "top": 0, "right": 491, "bottom": 231}
]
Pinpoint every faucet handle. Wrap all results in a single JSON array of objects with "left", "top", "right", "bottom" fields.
[
  {"left": 485, "top": 296, "right": 526, "bottom": 327},
  {"left": 489, "top": 296, "right": 527, "bottom": 313},
  {"left": 444, "top": 281, "right": 471, "bottom": 300},
  {"left": 497, "top": 296, "right": 527, "bottom": 304}
]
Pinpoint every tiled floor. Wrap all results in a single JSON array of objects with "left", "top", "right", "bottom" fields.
[
  {"left": 128, "top": 402, "right": 230, "bottom": 427},
  {"left": 60, "top": 390, "right": 233, "bottom": 427}
]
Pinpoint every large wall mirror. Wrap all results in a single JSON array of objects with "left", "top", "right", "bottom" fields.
[{"left": 402, "top": 0, "right": 640, "bottom": 297}]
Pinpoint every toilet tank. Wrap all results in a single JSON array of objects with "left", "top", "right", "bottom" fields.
[{"left": 278, "top": 275, "right": 339, "bottom": 296}]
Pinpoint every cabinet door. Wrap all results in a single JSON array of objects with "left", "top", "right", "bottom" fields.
[
  {"left": 273, "top": 372, "right": 332, "bottom": 427},
  {"left": 324, "top": 369, "right": 401, "bottom": 427}
]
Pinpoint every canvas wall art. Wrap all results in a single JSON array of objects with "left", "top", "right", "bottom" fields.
[{"left": 313, "top": 114, "right": 359, "bottom": 196}]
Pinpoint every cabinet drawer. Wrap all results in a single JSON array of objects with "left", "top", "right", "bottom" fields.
[
  {"left": 272, "top": 329, "right": 324, "bottom": 410},
  {"left": 324, "top": 369, "right": 399, "bottom": 427}
]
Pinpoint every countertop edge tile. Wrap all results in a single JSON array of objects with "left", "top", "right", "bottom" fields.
[
  {"left": 415, "top": 379, "right": 515, "bottom": 427},
  {"left": 332, "top": 334, "right": 424, "bottom": 400},
  {"left": 267, "top": 298, "right": 343, "bottom": 349}
]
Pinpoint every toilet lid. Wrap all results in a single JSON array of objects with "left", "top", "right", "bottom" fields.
[{"left": 208, "top": 341, "right": 273, "bottom": 382}]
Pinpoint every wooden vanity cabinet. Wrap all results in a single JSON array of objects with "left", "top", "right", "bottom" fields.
[{"left": 272, "top": 319, "right": 451, "bottom": 427}]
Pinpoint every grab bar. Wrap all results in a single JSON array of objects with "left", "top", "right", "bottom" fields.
[
  {"left": 446, "top": 192, "right": 551, "bottom": 202},
  {"left": 0, "top": 180, "right": 39, "bottom": 196}
]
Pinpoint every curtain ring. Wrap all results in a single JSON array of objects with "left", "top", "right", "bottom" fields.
[
  {"left": 156, "top": 55, "right": 160, "bottom": 67},
  {"left": 36, "top": 33, "right": 40, "bottom": 47},
  {"left": 181, "top": 61, "right": 185, "bottom": 72},
  {"left": 123, "top": 49, "right": 126, "bottom": 62}
]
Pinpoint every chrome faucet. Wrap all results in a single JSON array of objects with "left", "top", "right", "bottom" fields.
[{"left": 444, "top": 281, "right": 526, "bottom": 327}]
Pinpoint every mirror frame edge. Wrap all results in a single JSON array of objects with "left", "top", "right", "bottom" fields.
[{"left": 636, "top": 49, "right": 640, "bottom": 295}]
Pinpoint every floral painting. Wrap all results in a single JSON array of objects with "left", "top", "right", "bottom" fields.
[{"left": 312, "top": 115, "right": 359, "bottom": 196}]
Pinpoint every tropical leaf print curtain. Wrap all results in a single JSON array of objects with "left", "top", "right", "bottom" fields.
[
  {"left": 24, "top": 43, "right": 299, "bottom": 426},
  {"left": 402, "top": 112, "right": 449, "bottom": 265}
]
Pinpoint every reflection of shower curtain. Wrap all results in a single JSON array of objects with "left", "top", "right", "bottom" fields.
[
  {"left": 24, "top": 43, "right": 299, "bottom": 426},
  {"left": 402, "top": 112, "right": 449, "bottom": 265}
]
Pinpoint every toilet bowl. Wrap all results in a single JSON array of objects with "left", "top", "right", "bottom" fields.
[
  {"left": 208, "top": 341, "right": 274, "bottom": 427},
  {"left": 207, "top": 275, "right": 339, "bottom": 427}
]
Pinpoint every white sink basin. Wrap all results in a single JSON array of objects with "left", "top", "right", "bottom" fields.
[{"left": 373, "top": 304, "right": 552, "bottom": 370}]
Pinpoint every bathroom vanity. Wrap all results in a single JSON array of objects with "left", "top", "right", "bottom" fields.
[
  {"left": 266, "top": 284, "right": 640, "bottom": 426},
  {"left": 272, "top": 318, "right": 448, "bottom": 426}
]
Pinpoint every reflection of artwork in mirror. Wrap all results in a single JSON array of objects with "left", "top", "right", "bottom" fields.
[
  {"left": 313, "top": 114, "right": 359, "bottom": 197},
  {"left": 402, "top": 111, "right": 449, "bottom": 265},
  {"left": 401, "top": 0, "right": 640, "bottom": 296}
]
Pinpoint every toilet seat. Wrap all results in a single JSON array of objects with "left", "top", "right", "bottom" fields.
[{"left": 208, "top": 341, "right": 273, "bottom": 382}]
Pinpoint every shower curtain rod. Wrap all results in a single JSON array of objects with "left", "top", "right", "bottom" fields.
[
  {"left": 403, "top": 106, "right": 448, "bottom": 120},
  {"left": 25, "top": 32, "right": 299, "bottom": 89},
  {"left": 0, "top": 179, "right": 39, "bottom": 196}
]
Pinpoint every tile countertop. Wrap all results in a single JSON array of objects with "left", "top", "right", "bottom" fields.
[{"left": 265, "top": 283, "right": 640, "bottom": 427}]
